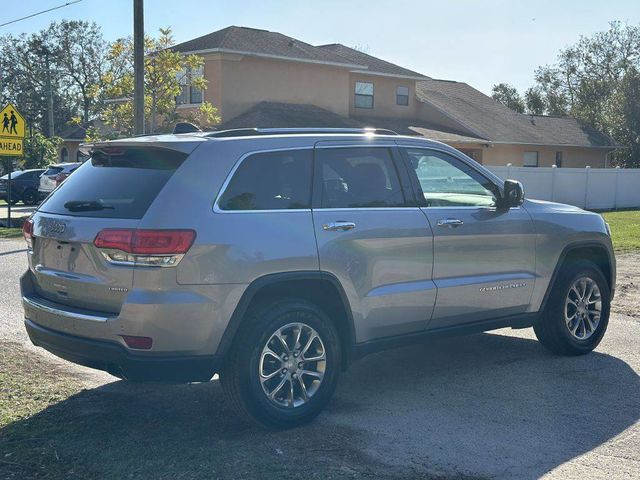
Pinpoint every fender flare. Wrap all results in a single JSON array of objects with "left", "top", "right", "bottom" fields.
[
  {"left": 538, "top": 240, "right": 615, "bottom": 314},
  {"left": 216, "top": 271, "right": 356, "bottom": 365}
]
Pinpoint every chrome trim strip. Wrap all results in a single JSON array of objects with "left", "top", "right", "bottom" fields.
[
  {"left": 313, "top": 207, "right": 420, "bottom": 212},
  {"left": 313, "top": 143, "right": 397, "bottom": 149},
  {"left": 99, "top": 250, "right": 185, "bottom": 267},
  {"left": 22, "top": 295, "right": 113, "bottom": 323}
]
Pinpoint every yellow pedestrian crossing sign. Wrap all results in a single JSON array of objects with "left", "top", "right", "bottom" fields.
[{"left": 0, "top": 103, "right": 25, "bottom": 157}]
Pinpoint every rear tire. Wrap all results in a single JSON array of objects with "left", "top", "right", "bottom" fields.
[
  {"left": 22, "top": 189, "right": 38, "bottom": 206},
  {"left": 534, "top": 260, "right": 610, "bottom": 356},
  {"left": 221, "top": 299, "right": 341, "bottom": 429}
]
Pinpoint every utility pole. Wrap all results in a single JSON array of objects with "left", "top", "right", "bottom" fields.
[
  {"left": 35, "top": 41, "right": 55, "bottom": 137},
  {"left": 133, "top": 0, "right": 145, "bottom": 135},
  {"left": 45, "top": 52, "right": 54, "bottom": 137}
]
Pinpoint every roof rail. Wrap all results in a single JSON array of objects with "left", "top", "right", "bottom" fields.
[{"left": 204, "top": 127, "right": 398, "bottom": 138}]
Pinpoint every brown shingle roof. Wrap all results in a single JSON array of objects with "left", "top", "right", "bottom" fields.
[
  {"left": 317, "top": 44, "right": 428, "bottom": 79},
  {"left": 58, "top": 119, "right": 115, "bottom": 141},
  {"left": 219, "top": 103, "right": 484, "bottom": 144},
  {"left": 219, "top": 102, "right": 364, "bottom": 130},
  {"left": 416, "top": 80, "right": 616, "bottom": 148},
  {"left": 171, "top": 26, "right": 364, "bottom": 68},
  {"left": 171, "top": 26, "right": 427, "bottom": 78}
]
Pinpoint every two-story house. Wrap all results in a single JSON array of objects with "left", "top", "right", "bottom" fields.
[{"left": 67, "top": 26, "right": 615, "bottom": 168}]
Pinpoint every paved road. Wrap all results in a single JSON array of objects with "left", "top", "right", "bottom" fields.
[
  {"left": 0, "top": 204, "right": 36, "bottom": 225},
  {"left": 1, "top": 238, "right": 638, "bottom": 479}
]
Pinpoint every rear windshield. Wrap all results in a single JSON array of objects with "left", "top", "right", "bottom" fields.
[
  {"left": 38, "top": 147, "right": 188, "bottom": 219},
  {"left": 44, "top": 167, "right": 63, "bottom": 176}
]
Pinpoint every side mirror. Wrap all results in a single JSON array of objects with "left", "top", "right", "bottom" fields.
[{"left": 501, "top": 179, "right": 525, "bottom": 208}]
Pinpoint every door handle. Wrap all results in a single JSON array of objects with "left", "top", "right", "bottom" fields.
[
  {"left": 323, "top": 221, "right": 356, "bottom": 232},
  {"left": 437, "top": 218, "right": 464, "bottom": 228}
]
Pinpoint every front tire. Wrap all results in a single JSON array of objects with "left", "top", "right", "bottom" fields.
[
  {"left": 221, "top": 299, "right": 341, "bottom": 429},
  {"left": 534, "top": 260, "right": 610, "bottom": 355}
]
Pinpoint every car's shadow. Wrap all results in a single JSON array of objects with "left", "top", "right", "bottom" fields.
[{"left": 1, "top": 332, "right": 638, "bottom": 479}]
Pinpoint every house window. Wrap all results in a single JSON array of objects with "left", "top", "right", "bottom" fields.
[
  {"left": 189, "top": 65, "right": 203, "bottom": 104},
  {"left": 523, "top": 151, "right": 539, "bottom": 167},
  {"left": 60, "top": 147, "right": 68, "bottom": 162},
  {"left": 354, "top": 81, "right": 374, "bottom": 109},
  {"left": 555, "top": 151, "right": 563, "bottom": 168},
  {"left": 396, "top": 86, "right": 409, "bottom": 106},
  {"left": 177, "top": 66, "right": 204, "bottom": 105}
]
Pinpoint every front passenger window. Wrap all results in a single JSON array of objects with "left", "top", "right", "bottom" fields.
[
  {"left": 318, "top": 148, "right": 405, "bottom": 208},
  {"left": 406, "top": 149, "right": 497, "bottom": 207}
]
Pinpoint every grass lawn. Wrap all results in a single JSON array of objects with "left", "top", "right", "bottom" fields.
[
  {"left": 0, "top": 228, "right": 23, "bottom": 238},
  {"left": 602, "top": 209, "right": 640, "bottom": 252}
]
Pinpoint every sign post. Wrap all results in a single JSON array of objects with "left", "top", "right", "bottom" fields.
[{"left": 0, "top": 103, "right": 26, "bottom": 228}]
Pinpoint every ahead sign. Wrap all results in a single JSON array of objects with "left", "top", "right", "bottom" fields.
[{"left": 0, "top": 103, "right": 25, "bottom": 157}]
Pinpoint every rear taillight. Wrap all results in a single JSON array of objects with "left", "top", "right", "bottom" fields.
[
  {"left": 22, "top": 218, "right": 34, "bottom": 250},
  {"left": 54, "top": 172, "right": 69, "bottom": 186},
  {"left": 94, "top": 229, "right": 196, "bottom": 267}
]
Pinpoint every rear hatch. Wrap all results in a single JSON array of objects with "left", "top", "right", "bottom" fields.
[
  {"left": 40, "top": 166, "right": 63, "bottom": 193},
  {"left": 29, "top": 146, "right": 191, "bottom": 313}
]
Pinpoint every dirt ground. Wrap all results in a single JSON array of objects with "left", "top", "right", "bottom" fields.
[{"left": 612, "top": 252, "right": 640, "bottom": 319}]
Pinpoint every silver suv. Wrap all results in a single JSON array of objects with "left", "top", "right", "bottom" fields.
[{"left": 21, "top": 128, "right": 615, "bottom": 428}]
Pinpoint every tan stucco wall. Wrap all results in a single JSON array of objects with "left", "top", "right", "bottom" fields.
[
  {"left": 348, "top": 74, "right": 419, "bottom": 118},
  {"left": 198, "top": 53, "right": 351, "bottom": 122},
  {"left": 447, "top": 142, "right": 611, "bottom": 168},
  {"left": 58, "top": 141, "right": 81, "bottom": 163}
]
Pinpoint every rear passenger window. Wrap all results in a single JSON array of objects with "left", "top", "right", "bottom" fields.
[
  {"left": 318, "top": 147, "right": 405, "bottom": 208},
  {"left": 218, "top": 150, "right": 312, "bottom": 211}
]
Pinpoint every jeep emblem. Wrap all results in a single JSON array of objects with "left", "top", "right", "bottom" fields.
[{"left": 40, "top": 218, "right": 67, "bottom": 238}]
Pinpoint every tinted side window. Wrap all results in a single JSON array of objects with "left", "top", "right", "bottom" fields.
[
  {"left": 318, "top": 147, "right": 405, "bottom": 208},
  {"left": 218, "top": 150, "right": 312, "bottom": 211},
  {"left": 405, "top": 149, "right": 497, "bottom": 207}
]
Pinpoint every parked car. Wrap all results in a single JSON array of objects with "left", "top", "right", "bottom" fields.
[
  {"left": 0, "top": 169, "right": 46, "bottom": 205},
  {"left": 38, "top": 162, "right": 82, "bottom": 200},
  {"left": 21, "top": 128, "right": 615, "bottom": 428}
]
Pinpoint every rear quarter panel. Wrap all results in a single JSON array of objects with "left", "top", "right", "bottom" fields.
[{"left": 137, "top": 138, "right": 321, "bottom": 353}]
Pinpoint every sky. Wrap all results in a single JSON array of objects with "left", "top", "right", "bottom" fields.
[{"left": 2, "top": 0, "right": 639, "bottom": 94}]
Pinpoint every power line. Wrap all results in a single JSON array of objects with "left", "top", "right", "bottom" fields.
[{"left": 0, "top": 0, "right": 84, "bottom": 28}]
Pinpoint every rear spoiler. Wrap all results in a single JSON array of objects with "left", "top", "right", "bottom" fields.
[{"left": 79, "top": 134, "right": 206, "bottom": 157}]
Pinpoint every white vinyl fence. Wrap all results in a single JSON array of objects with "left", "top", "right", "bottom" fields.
[{"left": 486, "top": 164, "right": 640, "bottom": 210}]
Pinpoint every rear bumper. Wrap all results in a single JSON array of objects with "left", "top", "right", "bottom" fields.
[{"left": 25, "top": 318, "right": 221, "bottom": 382}]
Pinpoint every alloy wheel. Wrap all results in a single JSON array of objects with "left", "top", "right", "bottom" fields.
[
  {"left": 259, "top": 322, "right": 326, "bottom": 408},
  {"left": 565, "top": 276, "right": 602, "bottom": 340}
]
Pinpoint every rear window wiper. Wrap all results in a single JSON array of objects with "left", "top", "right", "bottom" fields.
[{"left": 63, "top": 201, "right": 115, "bottom": 212}]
